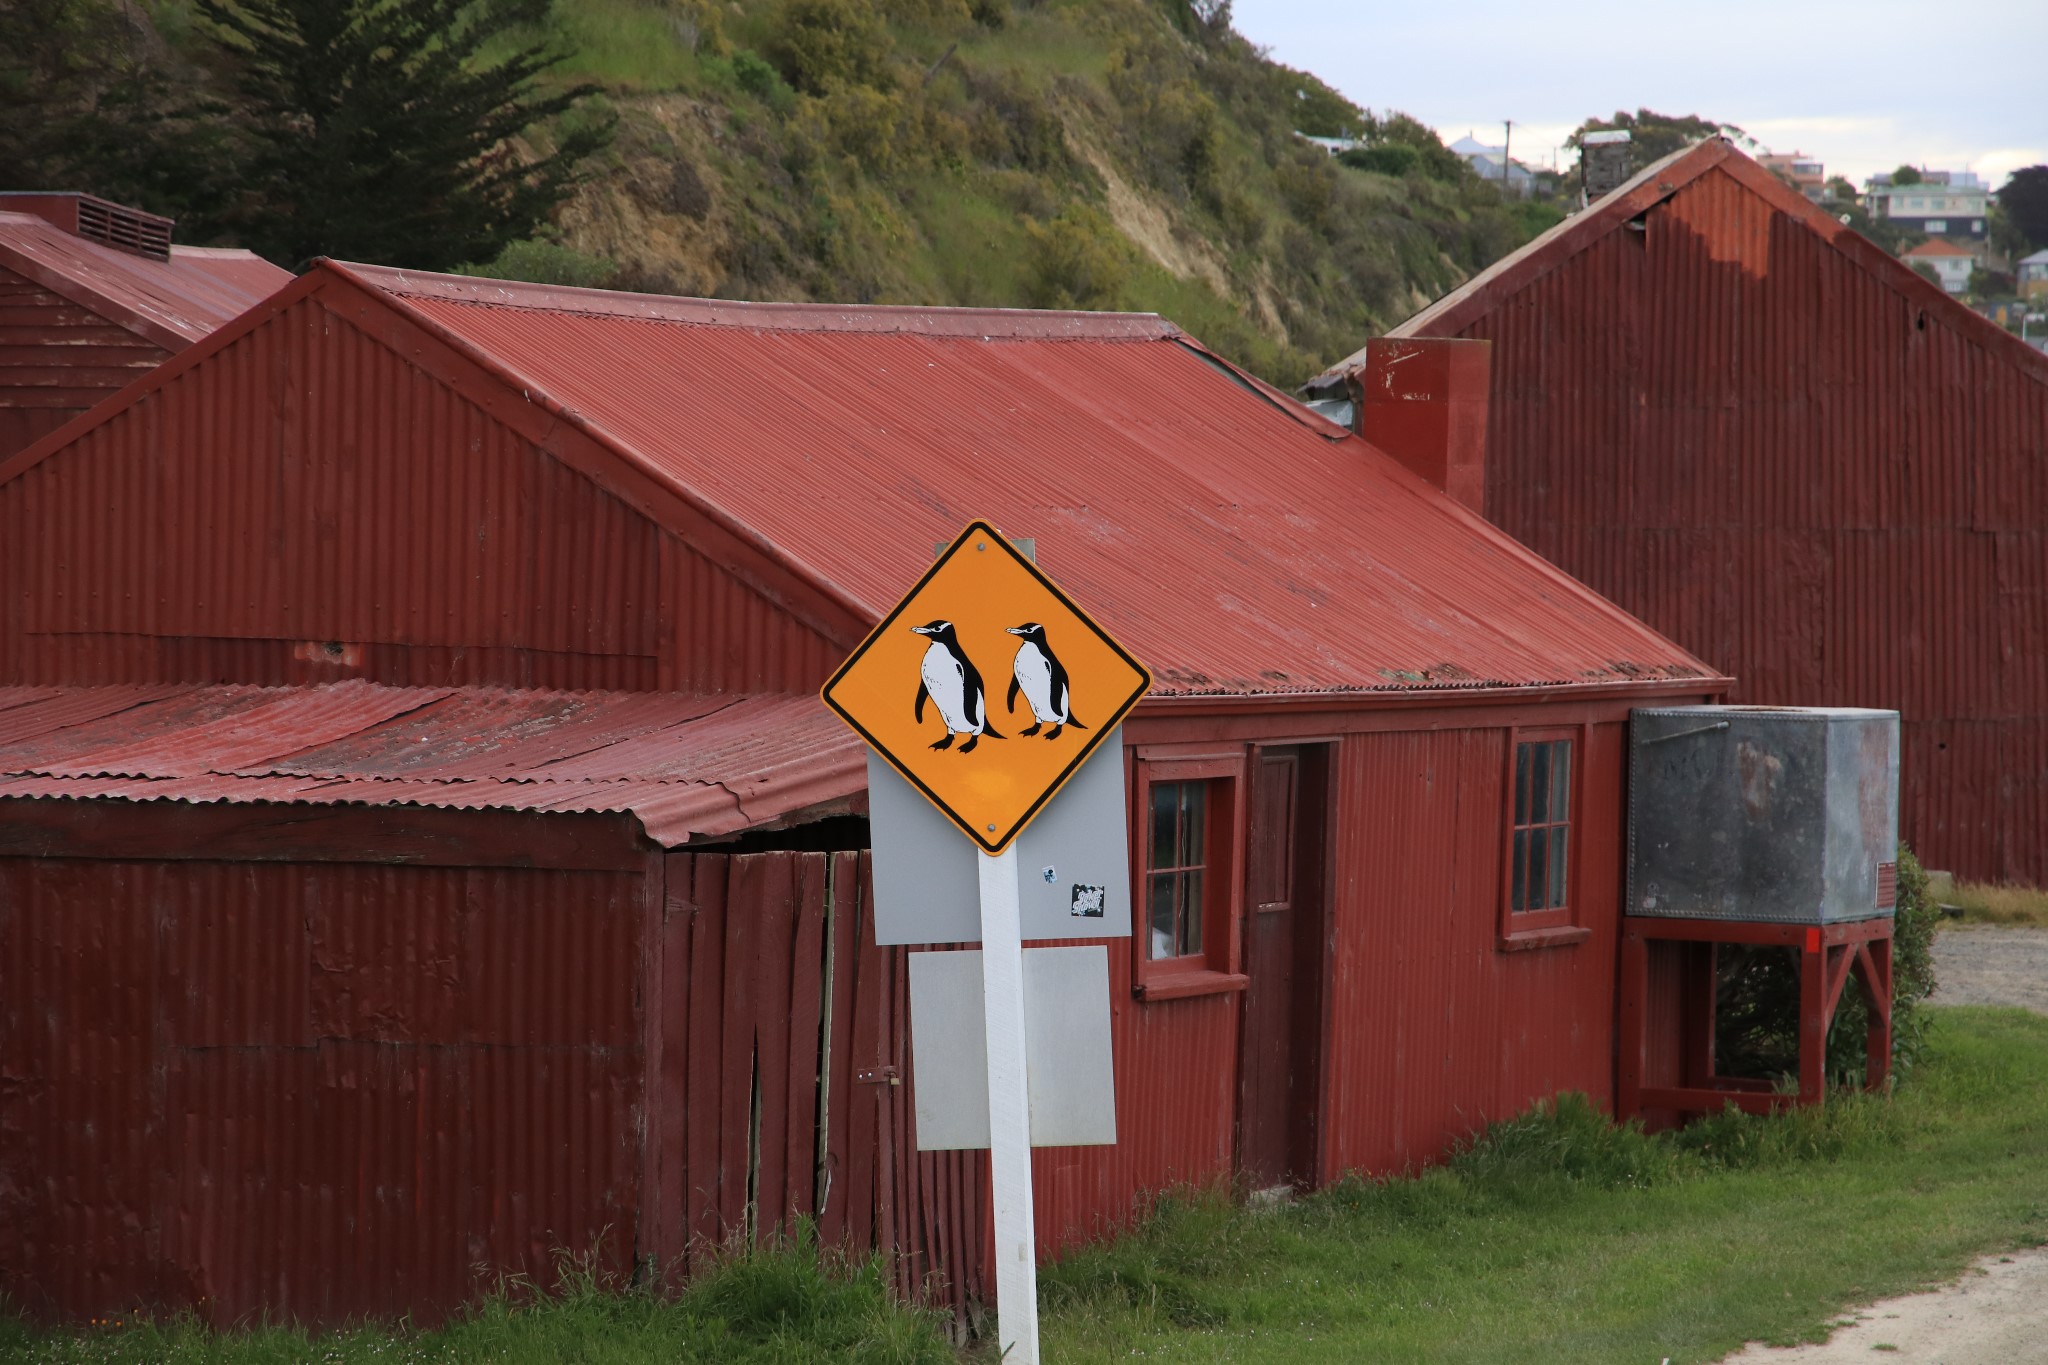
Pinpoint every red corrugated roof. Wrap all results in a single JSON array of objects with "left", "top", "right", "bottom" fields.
[
  {"left": 0, "top": 211, "right": 290, "bottom": 350},
  {"left": 1901, "top": 238, "right": 1974, "bottom": 258},
  {"left": 0, "top": 681, "right": 863, "bottom": 846},
  {"left": 312, "top": 263, "right": 1716, "bottom": 698}
]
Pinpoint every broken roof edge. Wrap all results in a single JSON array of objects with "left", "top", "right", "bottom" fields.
[
  {"left": 335, "top": 261, "right": 1183, "bottom": 341},
  {"left": 0, "top": 771, "right": 870, "bottom": 851}
]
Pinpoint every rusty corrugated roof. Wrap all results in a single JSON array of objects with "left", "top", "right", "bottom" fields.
[
  {"left": 0, "top": 211, "right": 290, "bottom": 350},
  {"left": 318, "top": 263, "right": 1717, "bottom": 698},
  {"left": 0, "top": 681, "right": 863, "bottom": 846}
]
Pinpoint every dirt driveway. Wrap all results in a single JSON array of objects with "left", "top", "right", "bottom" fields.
[
  {"left": 1719, "top": 1248, "right": 2048, "bottom": 1364},
  {"left": 1927, "top": 925, "right": 2048, "bottom": 1015},
  {"left": 1722, "top": 925, "right": 2048, "bottom": 1364}
]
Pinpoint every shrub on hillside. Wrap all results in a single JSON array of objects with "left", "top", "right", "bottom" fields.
[
  {"left": 1022, "top": 203, "right": 1131, "bottom": 309},
  {"left": 767, "top": 0, "right": 895, "bottom": 96},
  {"left": 1338, "top": 143, "right": 1419, "bottom": 178},
  {"left": 457, "top": 238, "right": 619, "bottom": 288}
]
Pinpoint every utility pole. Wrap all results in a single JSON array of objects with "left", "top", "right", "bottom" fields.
[{"left": 1502, "top": 120, "right": 1513, "bottom": 189}]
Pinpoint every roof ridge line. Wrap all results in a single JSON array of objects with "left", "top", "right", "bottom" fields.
[{"left": 338, "top": 261, "right": 1181, "bottom": 341}]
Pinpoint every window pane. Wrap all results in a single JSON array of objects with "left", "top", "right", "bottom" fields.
[
  {"left": 1148, "top": 874, "right": 1177, "bottom": 959},
  {"left": 1151, "top": 783, "right": 1178, "bottom": 870},
  {"left": 1549, "top": 827, "right": 1569, "bottom": 908},
  {"left": 1514, "top": 743, "right": 1530, "bottom": 823},
  {"left": 1180, "top": 782, "right": 1207, "bottom": 869},
  {"left": 1528, "top": 823, "right": 1549, "bottom": 908},
  {"left": 1529, "top": 742, "right": 1550, "bottom": 823},
  {"left": 1551, "top": 742, "right": 1571, "bottom": 821},
  {"left": 1511, "top": 829, "right": 1527, "bottom": 912},
  {"left": 1181, "top": 869, "right": 1205, "bottom": 957}
]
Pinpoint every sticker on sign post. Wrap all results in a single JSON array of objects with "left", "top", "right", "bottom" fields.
[{"left": 821, "top": 520, "right": 1151, "bottom": 853}]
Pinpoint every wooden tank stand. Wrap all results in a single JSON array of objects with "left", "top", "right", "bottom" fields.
[{"left": 1618, "top": 915, "right": 1894, "bottom": 1121}]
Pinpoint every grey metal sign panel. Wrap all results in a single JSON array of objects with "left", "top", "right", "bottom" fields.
[
  {"left": 869, "top": 727, "right": 1131, "bottom": 945},
  {"left": 907, "top": 945, "right": 1118, "bottom": 1151}
]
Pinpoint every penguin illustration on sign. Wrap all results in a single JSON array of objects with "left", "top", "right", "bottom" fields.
[
  {"left": 911, "top": 620, "right": 1003, "bottom": 753},
  {"left": 1006, "top": 622, "right": 1086, "bottom": 741}
]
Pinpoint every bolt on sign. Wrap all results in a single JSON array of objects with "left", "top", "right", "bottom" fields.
[{"left": 822, "top": 520, "right": 1152, "bottom": 854}]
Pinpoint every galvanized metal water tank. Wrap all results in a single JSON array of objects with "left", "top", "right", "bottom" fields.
[{"left": 1627, "top": 706, "right": 1901, "bottom": 924}]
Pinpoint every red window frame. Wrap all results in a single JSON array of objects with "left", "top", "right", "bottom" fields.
[
  {"left": 1131, "top": 750, "right": 1247, "bottom": 1000},
  {"left": 1498, "top": 726, "right": 1590, "bottom": 950}
]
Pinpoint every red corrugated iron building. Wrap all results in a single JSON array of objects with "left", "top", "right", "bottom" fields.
[
  {"left": 0, "top": 192, "right": 290, "bottom": 461},
  {"left": 1310, "top": 139, "right": 2048, "bottom": 885},
  {"left": 0, "top": 262, "right": 1722, "bottom": 1327}
]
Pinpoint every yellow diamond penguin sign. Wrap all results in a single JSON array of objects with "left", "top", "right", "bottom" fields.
[{"left": 822, "top": 521, "right": 1151, "bottom": 854}]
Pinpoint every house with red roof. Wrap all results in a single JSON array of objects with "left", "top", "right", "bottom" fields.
[
  {"left": 0, "top": 261, "right": 1720, "bottom": 1327},
  {"left": 1308, "top": 138, "right": 2048, "bottom": 886},
  {"left": 0, "top": 192, "right": 289, "bottom": 459},
  {"left": 1899, "top": 236, "right": 1976, "bottom": 294}
]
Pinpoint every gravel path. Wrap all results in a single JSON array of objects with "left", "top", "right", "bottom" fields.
[
  {"left": 1718, "top": 926, "right": 2048, "bottom": 1364},
  {"left": 1719, "top": 1248, "right": 2048, "bottom": 1363},
  {"left": 1928, "top": 926, "right": 2048, "bottom": 1015}
]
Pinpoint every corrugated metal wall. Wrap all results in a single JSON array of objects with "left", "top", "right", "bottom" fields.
[
  {"left": 1030, "top": 951, "right": 1239, "bottom": 1252},
  {"left": 1321, "top": 722, "right": 1627, "bottom": 1174},
  {"left": 0, "top": 290, "right": 836, "bottom": 693},
  {"left": 0, "top": 264, "right": 170, "bottom": 461},
  {"left": 1428, "top": 164, "right": 2048, "bottom": 882},
  {"left": 0, "top": 838, "right": 1003, "bottom": 1327},
  {"left": 0, "top": 857, "right": 647, "bottom": 1324}
]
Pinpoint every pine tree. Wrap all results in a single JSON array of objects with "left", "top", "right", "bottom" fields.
[
  {"left": 0, "top": 0, "right": 234, "bottom": 221},
  {"left": 194, "top": 0, "right": 613, "bottom": 270}
]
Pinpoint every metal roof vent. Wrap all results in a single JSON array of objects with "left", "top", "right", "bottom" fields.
[
  {"left": 1581, "top": 130, "right": 1633, "bottom": 203},
  {"left": 74, "top": 195, "right": 173, "bottom": 260},
  {"left": 1627, "top": 706, "right": 1900, "bottom": 924},
  {"left": 0, "top": 191, "right": 174, "bottom": 261}
]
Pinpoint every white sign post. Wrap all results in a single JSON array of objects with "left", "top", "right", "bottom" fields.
[
  {"left": 821, "top": 523, "right": 1150, "bottom": 1365},
  {"left": 977, "top": 843, "right": 1039, "bottom": 1363}
]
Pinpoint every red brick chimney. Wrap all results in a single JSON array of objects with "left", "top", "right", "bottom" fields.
[{"left": 1351, "top": 337, "right": 1491, "bottom": 514}]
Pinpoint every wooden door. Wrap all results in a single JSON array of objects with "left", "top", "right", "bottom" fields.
[{"left": 1237, "top": 745, "right": 1328, "bottom": 1190}]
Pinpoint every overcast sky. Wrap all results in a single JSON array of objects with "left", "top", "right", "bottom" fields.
[{"left": 1229, "top": 0, "right": 2047, "bottom": 187}]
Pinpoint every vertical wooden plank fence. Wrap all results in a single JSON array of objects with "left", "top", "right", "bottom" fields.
[{"left": 651, "top": 849, "right": 989, "bottom": 1314}]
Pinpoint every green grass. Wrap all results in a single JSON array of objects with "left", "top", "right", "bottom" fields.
[
  {"left": 1040, "top": 1007, "right": 2048, "bottom": 1363},
  {"left": 11, "top": 1010, "right": 2041, "bottom": 1363},
  {"left": 1941, "top": 879, "right": 2048, "bottom": 927},
  {"left": 0, "top": 1232, "right": 956, "bottom": 1365}
]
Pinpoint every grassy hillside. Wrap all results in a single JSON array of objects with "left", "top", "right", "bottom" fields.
[{"left": 482, "top": 0, "right": 1558, "bottom": 387}]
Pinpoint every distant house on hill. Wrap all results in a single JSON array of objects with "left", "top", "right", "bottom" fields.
[
  {"left": 2019, "top": 247, "right": 2048, "bottom": 301},
  {"left": 1307, "top": 138, "right": 2048, "bottom": 887},
  {"left": 0, "top": 192, "right": 287, "bottom": 460},
  {"left": 1449, "top": 134, "right": 1537, "bottom": 196},
  {"left": 1863, "top": 171, "right": 1988, "bottom": 241},
  {"left": 1757, "top": 151, "right": 1827, "bottom": 202},
  {"left": 1901, "top": 237, "right": 1977, "bottom": 294}
]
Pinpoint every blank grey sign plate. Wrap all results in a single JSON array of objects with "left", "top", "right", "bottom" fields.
[
  {"left": 869, "top": 726, "right": 1131, "bottom": 946},
  {"left": 906, "top": 945, "right": 1117, "bottom": 1151}
]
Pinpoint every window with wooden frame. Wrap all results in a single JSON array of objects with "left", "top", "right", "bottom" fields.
[
  {"left": 1499, "top": 727, "right": 1590, "bottom": 949},
  {"left": 1132, "top": 751, "right": 1247, "bottom": 999}
]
